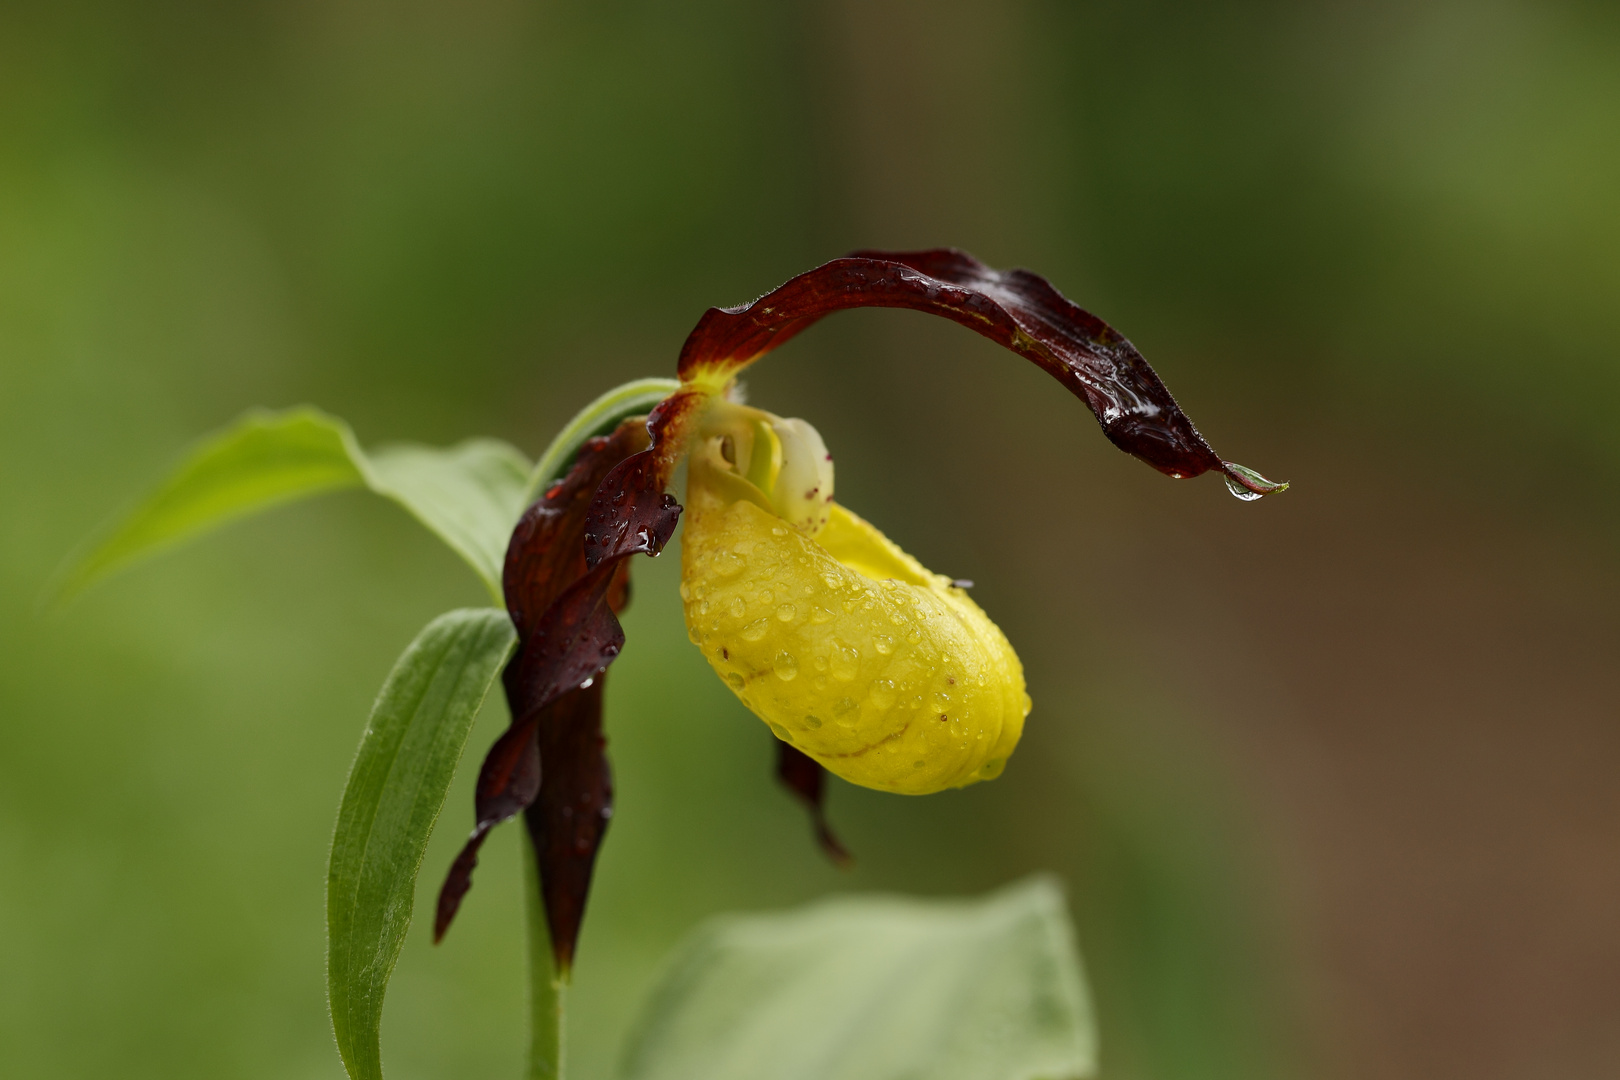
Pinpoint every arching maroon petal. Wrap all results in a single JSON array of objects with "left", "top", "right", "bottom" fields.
[
  {"left": 677, "top": 249, "right": 1283, "bottom": 490},
  {"left": 775, "top": 742, "right": 852, "bottom": 867}
]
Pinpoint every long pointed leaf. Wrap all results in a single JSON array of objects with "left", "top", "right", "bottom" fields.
[
  {"left": 56, "top": 408, "right": 366, "bottom": 597},
  {"left": 327, "top": 608, "right": 517, "bottom": 1080},
  {"left": 56, "top": 407, "right": 532, "bottom": 603},
  {"left": 618, "top": 877, "right": 1097, "bottom": 1080}
]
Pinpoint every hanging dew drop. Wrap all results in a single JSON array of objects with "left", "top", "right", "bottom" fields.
[
  {"left": 1222, "top": 461, "right": 1288, "bottom": 501},
  {"left": 1224, "top": 473, "right": 1265, "bottom": 502}
]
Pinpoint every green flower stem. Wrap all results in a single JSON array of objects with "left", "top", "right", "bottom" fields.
[
  {"left": 525, "top": 378, "right": 681, "bottom": 504},
  {"left": 522, "top": 838, "right": 565, "bottom": 1080}
]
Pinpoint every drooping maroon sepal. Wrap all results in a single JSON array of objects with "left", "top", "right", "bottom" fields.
[
  {"left": 434, "top": 419, "right": 676, "bottom": 964},
  {"left": 522, "top": 678, "right": 612, "bottom": 974},
  {"left": 676, "top": 249, "right": 1284, "bottom": 493},
  {"left": 775, "top": 742, "right": 852, "bottom": 867},
  {"left": 433, "top": 705, "right": 543, "bottom": 942}
]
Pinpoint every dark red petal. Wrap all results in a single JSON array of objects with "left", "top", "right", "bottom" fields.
[
  {"left": 436, "top": 420, "right": 656, "bottom": 948},
  {"left": 522, "top": 678, "right": 612, "bottom": 974},
  {"left": 492, "top": 463, "right": 677, "bottom": 967},
  {"left": 502, "top": 560, "right": 624, "bottom": 712},
  {"left": 503, "top": 423, "right": 651, "bottom": 637},
  {"left": 582, "top": 450, "right": 682, "bottom": 569},
  {"left": 433, "top": 712, "right": 542, "bottom": 942},
  {"left": 775, "top": 742, "right": 852, "bottom": 867},
  {"left": 677, "top": 249, "right": 1278, "bottom": 487}
]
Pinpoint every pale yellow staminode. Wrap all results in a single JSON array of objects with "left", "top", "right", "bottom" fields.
[{"left": 680, "top": 398, "right": 1028, "bottom": 795}]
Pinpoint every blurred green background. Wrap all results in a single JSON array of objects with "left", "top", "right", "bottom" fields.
[{"left": 4, "top": 2, "right": 1618, "bottom": 1078}]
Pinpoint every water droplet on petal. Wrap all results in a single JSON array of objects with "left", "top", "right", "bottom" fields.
[
  {"left": 773, "top": 652, "right": 799, "bottom": 680},
  {"left": 831, "top": 643, "right": 860, "bottom": 681},
  {"left": 776, "top": 603, "right": 797, "bottom": 622},
  {"left": 874, "top": 635, "right": 893, "bottom": 655},
  {"left": 741, "top": 618, "right": 770, "bottom": 642}
]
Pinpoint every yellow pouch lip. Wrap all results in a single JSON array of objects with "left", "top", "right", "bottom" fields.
[{"left": 681, "top": 447, "right": 1027, "bottom": 795}]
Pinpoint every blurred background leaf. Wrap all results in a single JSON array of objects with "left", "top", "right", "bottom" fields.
[
  {"left": 618, "top": 877, "right": 1095, "bottom": 1080},
  {"left": 2, "top": 2, "right": 1617, "bottom": 1080}
]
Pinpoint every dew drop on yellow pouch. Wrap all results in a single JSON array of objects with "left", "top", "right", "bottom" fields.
[{"left": 680, "top": 398, "right": 1029, "bottom": 795}]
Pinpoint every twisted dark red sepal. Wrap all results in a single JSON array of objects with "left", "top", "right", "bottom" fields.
[
  {"left": 677, "top": 248, "right": 1282, "bottom": 491},
  {"left": 432, "top": 708, "right": 543, "bottom": 942},
  {"left": 434, "top": 421, "right": 674, "bottom": 968},
  {"left": 776, "top": 742, "right": 852, "bottom": 867},
  {"left": 522, "top": 677, "right": 612, "bottom": 973}
]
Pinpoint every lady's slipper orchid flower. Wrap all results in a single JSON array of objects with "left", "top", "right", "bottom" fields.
[
  {"left": 682, "top": 397, "right": 1027, "bottom": 796},
  {"left": 435, "top": 249, "right": 1286, "bottom": 970}
]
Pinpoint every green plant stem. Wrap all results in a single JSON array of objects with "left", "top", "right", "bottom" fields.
[
  {"left": 525, "top": 378, "right": 681, "bottom": 504},
  {"left": 522, "top": 838, "right": 565, "bottom": 1080}
]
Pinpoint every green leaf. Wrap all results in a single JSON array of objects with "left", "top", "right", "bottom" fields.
[
  {"left": 618, "top": 876, "right": 1097, "bottom": 1080},
  {"left": 56, "top": 406, "right": 532, "bottom": 604},
  {"left": 365, "top": 438, "right": 532, "bottom": 597},
  {"left": 327, "top": 608, "right": 517, "bottom": 1080}
]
